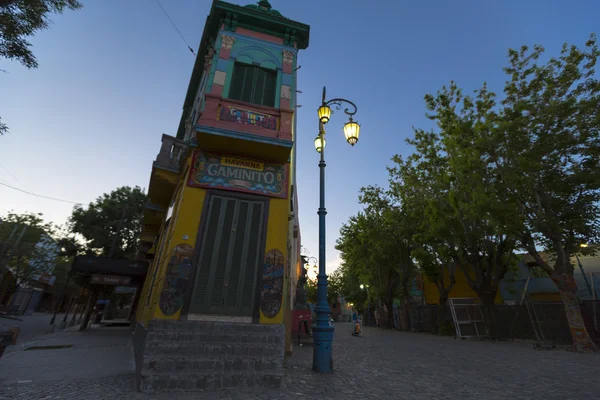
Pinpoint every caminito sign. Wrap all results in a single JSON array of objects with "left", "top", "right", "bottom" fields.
[{"left": 188, "top": 150, "right": 289, "bottom": 198}]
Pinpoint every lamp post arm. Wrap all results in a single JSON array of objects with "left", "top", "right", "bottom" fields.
[
  {"left": 324, "top": 98, "right": 358, "bottom": 117},
  {"left": 321, "top": 86, "right": 358, "bottom": 117}
]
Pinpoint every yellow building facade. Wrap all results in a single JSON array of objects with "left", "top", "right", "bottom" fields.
[{"left": 134, "top": 1, "right": 309, "bottom": 338}]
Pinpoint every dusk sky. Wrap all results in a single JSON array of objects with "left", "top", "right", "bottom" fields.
[{"left": 1, "top": 0, "right": 598, "bottom": 272}]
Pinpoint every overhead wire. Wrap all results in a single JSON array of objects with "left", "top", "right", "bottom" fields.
[
  {"left": 0, "top": 181, "right": 82, "bottom": 205},
  {"left": 154, "top": 0, "right": 196, "bottom": 56},
  {"left": 0, "top": 162, "right": 19, "bottom": 183}
]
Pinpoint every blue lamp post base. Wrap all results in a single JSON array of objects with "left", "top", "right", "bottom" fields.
[{"left": 312, "top": 325, "right": 334, "bottom": 373}]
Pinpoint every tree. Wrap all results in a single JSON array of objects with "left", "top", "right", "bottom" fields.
[
  {"left": 69, "top": 186, "right": 147, "bottom": 259},
  {"left": 394, "top": 34, "right": 599, "bottom": 350},
  {"left": 0, "top": 0, "right": 82, "bottom": 134},
  {"left": 389, "top": 81, "right": 520, "bottom": 336},
  {"left": 327, "top": 269, "right": 343, "bottom": 305},
  {"left": 305, "top": 276, "right": 317, "bottom": 304},
  {"left": 0, "top": 212, "right": 57, "bottom": 303},
  {"left": 337, "top": 262, "right": 368, "bottom": 313},
  {"left": 494, "top": 35, "right": 600, "bottom": 351},
  {"left": 390, "top": 151, "right": 457, "bottom": 332},
  {"left": 336, "top": 187, "right": 415, "bottom": 328}
]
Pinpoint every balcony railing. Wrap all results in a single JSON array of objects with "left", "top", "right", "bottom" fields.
[{"left": 154, "top": 134, "right": 188, "bottom": 172}]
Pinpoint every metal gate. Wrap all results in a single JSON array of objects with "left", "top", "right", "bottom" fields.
[
  {"left": 448, "top": 298, "right": 488, "bottom": 338},
  {"left": 189, "top": 194, "right": 266, "bottom": 317},
  {"left": 525, "top": 300, "right": 572, "bottom": 345},
  {"left": 410, "top": 305, "right": 435, "bottom": 332}
]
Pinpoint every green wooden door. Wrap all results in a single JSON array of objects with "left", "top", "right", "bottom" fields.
[{"left": 189, "top": 194, "right": 265, "bottom": 316}]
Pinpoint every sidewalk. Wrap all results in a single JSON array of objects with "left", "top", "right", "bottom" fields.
[
  {"left": 0, "top": 326, "right": 135, "bottom": 384},
  {"left": 0, "top": 313, "right": 58, "bottom": 354},
  {"left": 1, "top": 323, "right": 599, "bottom": 400}
]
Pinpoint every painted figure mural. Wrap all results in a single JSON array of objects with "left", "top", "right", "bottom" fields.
[
  {"left": 260, "top": 249, "right": 284, "bottom": 318},
  {"left": 159, "top": 244, "right": 194, "bottom": 316}
]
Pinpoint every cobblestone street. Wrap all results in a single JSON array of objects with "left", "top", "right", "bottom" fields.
[{"left": 1, "top": 324, "right": 599, "bottom": 399}]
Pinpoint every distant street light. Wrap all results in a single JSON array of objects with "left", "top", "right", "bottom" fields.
[{"left": 360, "top": 284, "right": 371, "bottom": 327}]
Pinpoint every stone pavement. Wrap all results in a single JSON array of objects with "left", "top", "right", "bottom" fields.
[
  {"left": 1, "top": 323, "right": 599, "bottom": 399},
  {"left": 0, "top": 326, "right": 135, "bottom": 384},
  {"left": 0, "top": 313, "right": 60, "bottom": 355}
]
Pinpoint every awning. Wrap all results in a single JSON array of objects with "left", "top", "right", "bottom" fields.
[{"left": 73, "top": 256, "right": 149, "bottom": 278}]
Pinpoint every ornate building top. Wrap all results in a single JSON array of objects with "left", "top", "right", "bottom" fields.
[{"left": 244, "top": 0, "right": 284, "bottom": 18}]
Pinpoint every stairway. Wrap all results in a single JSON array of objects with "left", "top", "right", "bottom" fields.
[{"left": 134, "top": 319, "right": 285, "bottom": 392}]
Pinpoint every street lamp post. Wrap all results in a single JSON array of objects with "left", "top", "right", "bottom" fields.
[
  {"left": 313, "top": 86, "right": 361, "bottom": 373},
  {"left": 360, "top": 284, "right": 370, "bottom": 327}
]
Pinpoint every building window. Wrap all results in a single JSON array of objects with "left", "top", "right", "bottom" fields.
[{"left": 229, "top": 62, "right": 277, "bottom": 107}]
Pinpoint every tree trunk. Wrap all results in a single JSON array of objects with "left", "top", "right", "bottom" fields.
[
  {"left": 402, "top": 297, "right": 411, "bottom": 331},
  {"left": 79, "top": 288, "right": 99, "bottom": 331},
  {"left": 476, "top": 287, "right": 497, "bottom": 339},
  {"left": 386, "top": 298, "right": 395, "bottom": 329},
  {"left": 550, "top": 272, "right": 598, "bottom": 352},
  {"left": 436, "top": 291, "right": 449, "bottom": 335}
]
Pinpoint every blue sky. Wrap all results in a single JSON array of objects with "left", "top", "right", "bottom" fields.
[{"left": 0, "top": 0, "right": 598, "bottom": 272}]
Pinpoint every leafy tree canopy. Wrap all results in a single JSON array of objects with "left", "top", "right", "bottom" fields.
[
  {"left": 0, "top": 0, "right": 82, "bottom": 134},
  {"left": 69, "top": 186, "right": 147, "bottom": 259},
  {"left": 0, "top": 211, "right": 57, "bottom": 295}
]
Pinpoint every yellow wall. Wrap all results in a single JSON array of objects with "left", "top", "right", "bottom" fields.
[
  {"left": 423, "top": 267, "right": 504, "bottom": 305},
  {"left": 259, "top": 197, "right": 290, "bottom": 324},
  {"left": 139, "top": 162, "right": 291, "bottom": 326},
  {"left": 139, "top": 149, "right": 292, "bottom": 326},
  {"left": 136, "top": 157, "right": 208, "bottom": 326},
  {"left": 150, "top": 184, "right": 207, "bottom": 321}
]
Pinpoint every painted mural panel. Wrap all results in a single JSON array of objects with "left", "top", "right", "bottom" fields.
[
  {"left": 158, "top": 244, "right": 194, "bottom": 316},
  {"left": 260, "top": 249, "right": 284, "bottom": 318},
  {"left": 188, "top": 150, "right": 289, "bottom": 199},
  {"left": 219, "top": 105, "right": 279, "bottom": 130}
]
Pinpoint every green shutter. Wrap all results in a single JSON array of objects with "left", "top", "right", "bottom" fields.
[
  {"left": 189, "top": 197, "right": 223, "bottom": 313},
  {"left": 189, "top": 196, "right": 266, "bottom": 317},
  {"left": 254, "top": 68, "right": 267, "bottom": 105},
  {"left": 229, "top": 63, "right": 277, "bottom": 108},
  {"left": 241, "top": 202, "right": 264, "bottom": 311},
  {"left": 225, "top": 201, "right": 249, "bottom": 309},
  {"left": 229, "top": 64, "right": 244, "bottom": 101},
  {"left": 240, "top": 65, "right": 255, "bottom": 103},
  {"left": 262, "top": 69, "right": 276, "bottom": 107},
  {"left": 208, "top": 198, "right": 237, "bottom": 311}
]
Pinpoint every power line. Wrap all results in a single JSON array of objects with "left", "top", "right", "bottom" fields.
[
  {"left": 0, "top": 181, "right": 82, "bottom": 205},
  {"left": 0, "top": 162, "right": 34, "bottom": 193},
  {"left": 0, "top": 162, "right": 19, "bottom": 183},
  {"left": 154, "top": 0, "right": 196, "bottom": 56}
]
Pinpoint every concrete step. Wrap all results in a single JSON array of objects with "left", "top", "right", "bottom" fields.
[
  {"left": 136, "top": 320, "right": 285, "bottom": 393},
  {"left": 143, "top": 356, "right": 282, "bottom": 374},
  {"left": 147, "top": 319, "right": 281, "bottom": 335},
  {"left": 144, "top": 341, "right": 281, "bottom": 357},
  {"left": 145, "top": 331, "right": 282, "bottom": 345},
  {"left": 139, "top": 371, "right": 283, "bottom": 392}
]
